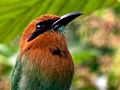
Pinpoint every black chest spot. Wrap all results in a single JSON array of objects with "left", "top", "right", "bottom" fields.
[
  {"left": 49, "top": 48, "right": 67, "bottom": 58},
  {"left": 52, "top": 49, "right": 61, "bottom": 55}
]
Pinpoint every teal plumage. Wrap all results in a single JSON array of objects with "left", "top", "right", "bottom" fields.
[
  {"left": 11, "top": 56, "right": 22, "bottom": 90},
  {"left": 10, "top": 12, "right": 83, "bottom": 90}
]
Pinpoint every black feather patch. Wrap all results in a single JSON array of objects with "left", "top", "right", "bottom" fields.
[
  {"left": 49, "top": 48, "right": 67, "bottom": 58},
  {"left": 49, "top": 48, "right": 61, "bottom": 56},
  {"left": 52, "top": 49, "right": 61, "bottom": 55}
]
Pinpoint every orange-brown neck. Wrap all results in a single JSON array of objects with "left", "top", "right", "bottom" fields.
[
  {"left": 18, "top": 31, "right": 74, "bottom": 90},
  {"left": 19, "top": 31, "right": 67, "bottom": 53}
]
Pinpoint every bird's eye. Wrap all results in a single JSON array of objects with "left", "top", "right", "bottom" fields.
[{"left": 36, "top": 24, "right": 45, "bottom": 30}]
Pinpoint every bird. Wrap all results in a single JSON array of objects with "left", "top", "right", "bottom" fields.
[{"left": 10, "top": 12, "right": 83, "bottom": 90}]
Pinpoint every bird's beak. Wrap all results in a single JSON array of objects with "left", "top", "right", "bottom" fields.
[
  {"left": 28, "top": 12, "right": 83, "bottom": 42},
  {"left": 50, "top": 12, "right": 83, "bottom": 29}
]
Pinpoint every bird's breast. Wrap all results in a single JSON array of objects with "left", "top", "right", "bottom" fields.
[
  {"left": 20, "top": 31, "right": 74, "bottom": 90},
  {"left": 25, "top": 44, "right": 74, "bottom": 79}
]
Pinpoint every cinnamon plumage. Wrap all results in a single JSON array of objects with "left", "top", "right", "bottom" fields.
[{"left": 11, "top": 12, "right": 83, "bottom": 90}]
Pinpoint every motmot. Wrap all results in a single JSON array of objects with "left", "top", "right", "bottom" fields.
[{"left": 11, "top": 12, "right": 83, "bottom": 90}]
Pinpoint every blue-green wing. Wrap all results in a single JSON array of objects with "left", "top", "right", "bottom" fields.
[{"left": 11, "top": 57, "right": 22, "bottom": 90}]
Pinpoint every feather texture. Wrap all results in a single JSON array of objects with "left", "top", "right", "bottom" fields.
[{"left": 11, "top": 14, "right": 74, "bottom": 90}]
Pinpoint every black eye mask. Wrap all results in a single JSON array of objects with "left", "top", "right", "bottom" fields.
[{"left": 27, "top": 20, "right": 56, "bottom": 42}]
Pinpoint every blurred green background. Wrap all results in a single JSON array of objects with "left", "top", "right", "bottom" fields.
[{"left": 0, "top": 0, "right": 120, "bottom": 90}]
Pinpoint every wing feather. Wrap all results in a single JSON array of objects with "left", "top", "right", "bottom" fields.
[{"left": 11, "top": 57, "right": 22, "bottom": 90}]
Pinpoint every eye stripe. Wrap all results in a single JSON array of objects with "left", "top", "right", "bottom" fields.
[{"left": 28, "top": 20, "right": 57, "bottom": 42}]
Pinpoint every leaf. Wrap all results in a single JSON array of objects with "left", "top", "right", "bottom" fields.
[{"left": 0, "top": 0, "right": 119, "bottom": 44}]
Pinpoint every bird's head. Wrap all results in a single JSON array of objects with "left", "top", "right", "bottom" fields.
[{"left": 19, "top": 12, "right": 83, "bottom": 52}]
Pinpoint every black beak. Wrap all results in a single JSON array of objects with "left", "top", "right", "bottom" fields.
[
  {"left": 50, "top": 12, "right": 83, "bottom": 29},
  {"left": 28, "top": 12, "right": 83, "bottom": 42}
]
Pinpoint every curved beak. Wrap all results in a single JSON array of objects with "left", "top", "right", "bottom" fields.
[
  {"left": 28, "top": 12, "right": 83, "bottom": 42},
  {"left": 51, "top": 12, "right": 83, "bottom": 29}
]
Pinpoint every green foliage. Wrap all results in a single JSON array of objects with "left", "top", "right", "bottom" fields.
[
  {"left": 0, "top": 44, "right": 13, "bottom": 77},
  {"left": 0, "top": 0, "right": 118, "bottom": 44}
]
